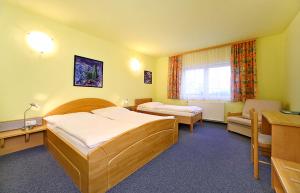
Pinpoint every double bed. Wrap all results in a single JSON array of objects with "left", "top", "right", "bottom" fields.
[
  {"left": 135, "top": 98, "right": 203, "bottom": 132},
  {"left": 44, "top": 98, "right": 178, "bottom": 193}
]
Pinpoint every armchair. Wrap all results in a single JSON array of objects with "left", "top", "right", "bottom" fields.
[{"left": 227, "top": 99, "right": 281, "bottom": 137}]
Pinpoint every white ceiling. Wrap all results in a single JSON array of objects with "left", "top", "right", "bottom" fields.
[{"left": 5, "top": 0, "right": 300, "bottom": 56}]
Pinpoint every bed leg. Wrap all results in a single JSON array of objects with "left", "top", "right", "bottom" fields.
[
  {"left": 200, "top": 119, "right": 204, "bottom": 127},
  {"left": 200, "top": 113, "right": 204, "bottom": 127},
  {"left": 189, "top": 124, "right": 193, "bottom": 133}
]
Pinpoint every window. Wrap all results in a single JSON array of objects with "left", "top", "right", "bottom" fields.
[
  {"left": 182, "top": 69, "right": 204, "bottom": 98},
  {"left": 180, "top": 46, "right": 231, "bottom": 101}
]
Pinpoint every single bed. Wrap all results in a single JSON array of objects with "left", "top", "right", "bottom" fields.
[
  {"left": 135, "top": 98, "right": 203, "bottom": 132},
  {"left": 44, "top": 98, "right": 178, "bottom": 193}
]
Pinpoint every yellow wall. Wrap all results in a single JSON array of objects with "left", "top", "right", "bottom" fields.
[
  {"left": 154, "top": 34, "right": 286, "bottom": 119},
  {"left": 284, "top": 11, "right": 300, "bottom": 111},
  {"left": 1, "top": 2, "right": 298, "bottom": 122},
  {"left": 0, "top": 3, "right": 156, "bottom": 121},
  {"left": 256, "top": 34, "right": 286, "bottom": 102}
]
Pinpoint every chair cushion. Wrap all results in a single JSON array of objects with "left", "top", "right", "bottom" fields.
[
  {"left": 242, "top": 99, "right": 281, "bottom": 121},
  {"left": 227, "top": 116, "right": 251, "bottom": 126},
  {"left": 227, "top": 116, "right": 261, "bottom": 127},
  {"left": 258, "top": 133, "right": 272, "bottom": 145}
]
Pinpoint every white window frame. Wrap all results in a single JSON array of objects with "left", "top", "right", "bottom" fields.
[{"left": 180, "top": 62, "right": 231, "bottom": 101}]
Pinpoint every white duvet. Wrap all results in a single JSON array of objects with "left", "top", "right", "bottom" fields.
[
  {"left": 138, "top": 102, "right": 202, "bottom": 113},
  {"left": 44, "top": 112, "right": 137, "bottom": 148},
  {"left": 158, "top": 105, "right": 202, "bottom": 113},
  {"left": 92, "top": 107, "right": 174, "bottom": 125}
]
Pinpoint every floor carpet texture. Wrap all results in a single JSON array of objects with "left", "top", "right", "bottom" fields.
[{"left": 0, "top": 122, "right": 273, "bottom": 193}]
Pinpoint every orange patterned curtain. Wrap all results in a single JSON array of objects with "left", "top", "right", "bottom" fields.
[
  {"left": 168, "top": 55, "right": 182, "bottom": 99},
  {"left": 231, "top": 40, "right": 257, "bottom": 102}
]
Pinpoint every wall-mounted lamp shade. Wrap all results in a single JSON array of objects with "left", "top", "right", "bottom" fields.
[
  {"left": 27, "top": 31, "right": 54, "bottom": 53},
  {"left": 122, "top": 99, "right": 129, "bottom": 106},
  {"left": 130, "top": 58, "right": 141, "bottom": 71},
  {"left": 30, "top": 103, "right": 40, "bottom": 110}
]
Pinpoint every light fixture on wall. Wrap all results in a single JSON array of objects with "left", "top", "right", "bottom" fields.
[
  {"left": 122, "top": 98, "right": 129, "bottom": 107},
  {"left": 26, "top": 31, "right": 54, "bottom": 53},
  {"left": 130, "top": 58, "right": 141, "bottom": 71},
  {"left": 23, "top": 103, "right": 40, "bottom": 131}
]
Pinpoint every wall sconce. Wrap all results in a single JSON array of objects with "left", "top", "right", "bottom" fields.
[
  {"left": 26, "top": 31, "right": 54, "bottom": 54},
  {"left": 130, "top": 58, "right": 141, "bottom": 71},
  {"left": 23, "top": 103, "right": 40, "bottom": 131},
  {"left": 122, "top": 99, "right": 129, "bottom": 107}
]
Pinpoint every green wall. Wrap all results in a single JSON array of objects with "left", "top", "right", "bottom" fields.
[{"left": 0, "top": 3, "right": 156, "bottom": 121}]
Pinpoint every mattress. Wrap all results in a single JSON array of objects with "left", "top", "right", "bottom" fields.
[{"left": 137, "top": 106, "right": 201, "bottom": 117}]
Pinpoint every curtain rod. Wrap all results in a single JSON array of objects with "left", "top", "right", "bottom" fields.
[{"left": 173, "top": 38, "right": 256, "bottom": 56}]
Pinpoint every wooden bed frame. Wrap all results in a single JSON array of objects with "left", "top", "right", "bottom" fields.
[
  {"left": 44, "top": 98, "right": 178, "bottom": 193},
  {"left": 135, "top": 98, "right": 203, "bottom": 132}
]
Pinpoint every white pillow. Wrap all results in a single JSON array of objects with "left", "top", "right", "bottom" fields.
[
  {"left": 138, "top": 102, "right": 162, "bottom": 108},
  {"left": 91, "top": 107, "right": 129, "bottom": 115},
  {"left": 43, "top": 112, "right": 91, "bottom": 124}
]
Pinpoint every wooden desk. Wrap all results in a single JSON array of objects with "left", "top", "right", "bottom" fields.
[
  {"left": 272, "top": 157, "right": 300, "bottom": 193},
  {"left": 0, "top": 125, "right": 47, "bottom": 156},
  {"left": 262, "top": 112, "right": 300, "bottom": 162},
  {"left": 262, "top": 112, "right": 300, "bottom": 192}
]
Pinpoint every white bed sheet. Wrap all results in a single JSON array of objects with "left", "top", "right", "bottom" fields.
[
  {"left": 137, "top": 106, "right": 201, "bottom": 117},
  {"left": 158, "top": 104, "right": 202, "bottom": 113}
]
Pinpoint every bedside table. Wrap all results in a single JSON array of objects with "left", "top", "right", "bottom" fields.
[
  {"left": 0, "top": 125, "right": 47, "bottom": 156},
  {"left": 124, "top": 106, "right": 137, "bottom": 111}
]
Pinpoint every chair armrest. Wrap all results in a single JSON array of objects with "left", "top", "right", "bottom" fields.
[{"left": 227, "top": 112, "right": 242, "bottom": 117}]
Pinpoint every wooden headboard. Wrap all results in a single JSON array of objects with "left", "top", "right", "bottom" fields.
[
  {"left": 46, "top": 98, "right": 116, "bottom": 116},
  {"left": 135, "top": 98, "right": 152, "bottom": 106}
]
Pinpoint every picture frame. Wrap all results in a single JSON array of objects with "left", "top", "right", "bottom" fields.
[
  {"left": 73, "top": 55, "right": 103, "bottom": 88},
  {"left": 144, "top": 70, "right": 152, "bottom": 84}
]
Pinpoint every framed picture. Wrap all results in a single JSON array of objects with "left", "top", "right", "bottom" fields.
[
  {"left": 73, "top": 55, "right": 103, "bottom": 88},
  {"left": 144, "top": 70, "right": 152, "bottom": 84}
]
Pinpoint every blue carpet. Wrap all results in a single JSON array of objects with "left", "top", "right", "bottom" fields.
[{"left": 0, "top": 122, "right": 273, "bottom": 193}]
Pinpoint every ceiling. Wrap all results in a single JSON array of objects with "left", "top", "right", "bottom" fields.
[{"left": 4, "top": 0, "right": 300, "bottom": 56}]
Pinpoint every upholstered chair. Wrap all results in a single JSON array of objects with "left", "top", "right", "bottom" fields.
[{"left": 227, "top": 99, "right": 281, "bottom": 137}]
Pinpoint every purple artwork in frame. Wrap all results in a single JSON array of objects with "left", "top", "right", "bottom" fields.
[
  {"left": 144, "top": 70, "right": 152, "bottom": 84},
  {"left": 74, "top": 55, "right": 103, "bottom": 88}
]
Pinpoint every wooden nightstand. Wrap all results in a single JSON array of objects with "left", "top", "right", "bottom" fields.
[
  {"left": 124, "top": 106, "right": 137, "bottom": 111},
  {"left": 0, "top": 125, "right": 47, "bottom": 156}
]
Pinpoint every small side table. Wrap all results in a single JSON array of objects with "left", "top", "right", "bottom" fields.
[{"left": 0, "top": 125, "right": 47, "bottom": 156}]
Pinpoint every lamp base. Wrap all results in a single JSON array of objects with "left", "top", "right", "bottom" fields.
[{"left": 22, "top": 126, "right": 33, "bottom": 131}]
